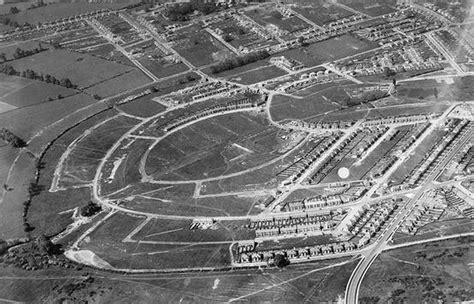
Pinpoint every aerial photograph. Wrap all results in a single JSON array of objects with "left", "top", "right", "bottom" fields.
[{"left": 0, "top": 0, "right": 472, "bottom": 302}]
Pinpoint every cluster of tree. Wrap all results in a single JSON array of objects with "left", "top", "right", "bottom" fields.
[
  {"left": 1, "top": 17, "right": 20, "bottom": 28},
  {"left": 273, "top": 253, "right": 290, "bottom": 268},
  {"left": 165, "top": 1, "right": 220, "bottom": 21},
  {"left": 0, "top": 65, "right": 77, "bottom": 89},
  {"left": 210, "top": 50, "right": 270, "bottom": 74},
  {"left": 11, "top": 44, "right": 47, "bottom": 60},
  {"left": 0, "top": 128, "right": 26, "bottom": 148},
  {"left": 10, "top": 6, "right": 20, "bottom": 14},
  {"left": 347, "top": 89, "right": 389, "bottom": 107},
  {"left": 80, "top": 201, "right": 102, "bottom": 217},
  {"left": 222, "top": 33, "right": 233, "bottom": 42},
  {"left": 177, "top": 74, "right": 198, "bottom": 85},
  {"left": 0, "top": 235, "right": 71, "bottom": 271}
]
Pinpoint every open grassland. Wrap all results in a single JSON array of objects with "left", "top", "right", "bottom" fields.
[
  {"left": 279, "top": 34, "right": 378, "bottom": 67},
  {"left": 84, "top": 70, "right": 151, "bottom": 98},
  {"left": 117, "top": 96, "right": 166, "bottom": 118},
  {"left": 0, "top": 93, "right": 96, "bottom": 141},
  {"left": 227, "top": 64, "right": 287, "bottom": 85},
  {"left": 392, "top": 217, "right": 473, "bottom": 245},
  {"left": 145, "top": 112, "right": 283, "bottom": 181},
  {"left": 245, "top": 6, "right": 310, "bottom": 33},
  {"left": 200, "top": 163, "right": 279, "bottom": 195},
  {"left": 0, "top": 75, "right": 77, "bottom": 108},
  {"left": 0, "top": 256, "right": 356, "bottom": 303},
  {"left": 99, "top": 138, "right": 152, "bottom": 195},
  {"left": 0, "top": 152, "right": 35, "bottom": 239},
  {"left": 293, "top": 3, "right": 354, "bottom": 25},
  {"left": 339, "top": 0, "right": 398, "bottom": 17},
  {"left": 132, "top": 218, "right": 254, "bottom": 243},
  {"left": 80, "top": 212, "right": 232, "bottom": 270},
  {"left": 3, "top": 3, "right": 131, "bottom": 25},
  {"left": 360, "top": 236, "right": 473, "bottom": 303},
  {"left": 0, "top": 40, "right": 49, "bottom": 60},
  {"left": 397, "top": 76, "right": 474, "bottom": 101},
  {"left": 194, "top": 195, "right": 266, "bottom": 216},
  {"left": 270, "top": 93, "right": 340, "bottom": 122},
  {"left": 8, "top": 49, "right": 141, "bottom": 89},
  {"left": 59, "top": 115, "right": 140, "bottom": 188},
  {"left": 137, "top": 58, "right": 189, "bottom": 79},
  {"left": 119, "top": 195, "right": 231, "bottom": 217},
  {"left": 174, "top": 28, "right": 235, "bottom": 67},
  {"left": 25, "top": 109, "right": 118, "bottom": 237}
]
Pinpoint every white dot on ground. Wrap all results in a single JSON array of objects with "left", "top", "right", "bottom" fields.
[{"left": 338, "top": 167, "right": 350, "bottom": 179}]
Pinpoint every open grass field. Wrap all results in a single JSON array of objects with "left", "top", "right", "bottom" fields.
[
  {"left": 0, "top": 93, "right": 96, "bottom": 141},
  {"left": 0, "top": 74, "right": 77, "bottom": 108},
  {"left": 59, "top": 115, "right": 140, "bottom": 188},
  {"left": 4, "top": 3, "right": 131, "bottom": 25},
  {"left": 200, "top": 163, "right": 279, "bottom": 195},
  {"left": 0, "top": 40, "right": 48, "bottom": 60},
  {"left": 84, "top": 70, "right": 151, "bottom": 98},
  {"left": 392, "top": 217, "right": 473, "bottom": 245},
  {"left": 293, "top": 3, "right": 354, "bottom": 26},
  {"left": 0, "top": 256, "right": 357, "bottom": 302},
  {"left": 131, "top": 218, "right": 253, "bottom": 243},
  {"left": 137, "top": 57, "right": 188, "bottom": 79},
  {"left": 360, "top": 236, "right": 473, "bottom": 303},
  {"left": 339, "top": 0, "right": 398, "bottom": 17},
  {"left": 270, "top": 93, "right": 340, "bottom": 122},
  {"left": 0, "top": 151, "right": 36, "bottom": 239},
  {"left": 99, "top": 138, "right": 152, "bottom": 196},
  {"left": 174, "top": 28, "right": 235, "bottom": 67},
  {"left": 227, "top": 64, "right": 287, "bottom": 85},
  {"left": 280, "top": 34, "right": 378, "bottom": 67},
  {"left": 81, "top": 212, "right": 232, "bottom": 270},
  {"left": 117, "top": 95, "right": 166, "bottom": 118},
  {"left": 9, "top": 49, "right": 141, "bottom": 89},
  {"left": 145, "top": 112, "right": 283, "bottom": 181},
  {"left": 245, "top": 6, "right": 310, "bottom": 34}
]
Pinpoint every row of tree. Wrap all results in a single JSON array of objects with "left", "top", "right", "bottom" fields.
[
  {"left": 0, "top": 44, "right": 47, "bottom": 63},
  {"left": 0, "top": 128, "right": 26, "bottom": 148},
  {"left": 0, "top": 65, "right": 77, "bottom": 89},
  {"left": 210, "top": 50, "right": 270, "bottom": 74}
]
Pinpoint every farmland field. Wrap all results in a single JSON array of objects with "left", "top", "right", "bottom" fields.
[{"left": 9, "top": 49, "right": 145, "bottom": 89}]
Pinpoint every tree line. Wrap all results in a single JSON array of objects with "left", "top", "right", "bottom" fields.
[
  {"left": 0, "top": 44, "right": 47, "bottom": 63},
  {"left": 210, "top": 50, "right": 270, "bottom": 74},
  {"left": 0, "top": 64, "right": 77, "bottom": 89}
]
